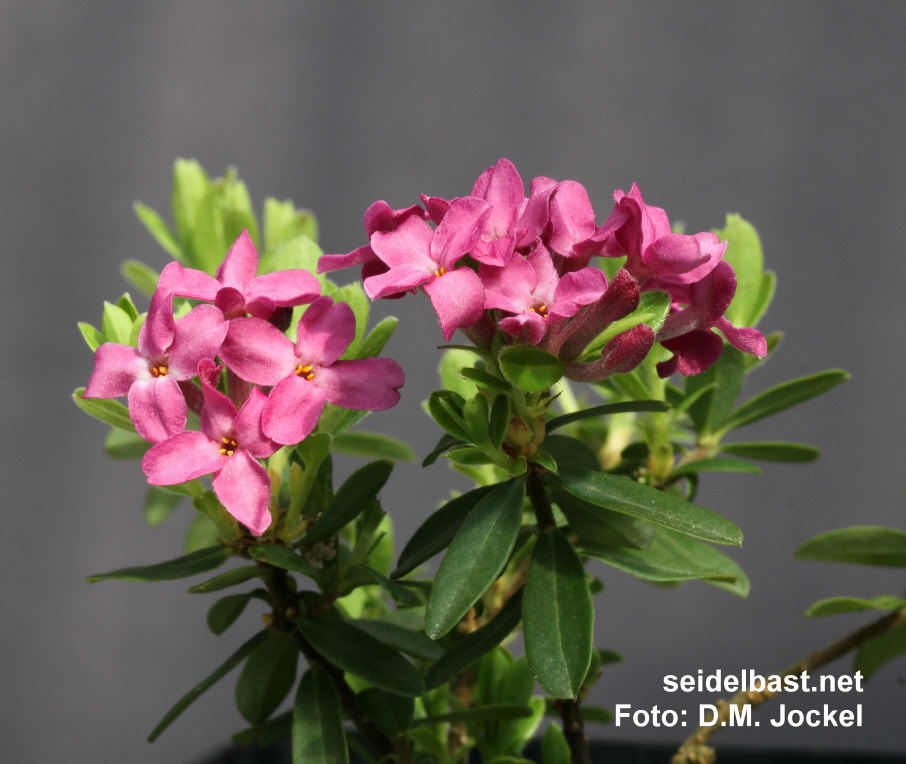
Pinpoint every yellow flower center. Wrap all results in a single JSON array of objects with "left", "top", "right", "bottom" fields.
[
  {"left": 433, "top": 267, "right": 447, "bottom": 278},
  {"left": 219, "top": 437, "right": 238, "bottom": 457},
  {"left": 295, "top": 364, "right": 315, "bottom": 382},
  {"left": 529, "top": 304, "right": 548, "bottom": 317},
  {"left": 150, "top": 365, "right": 169, "bottom": 378}
]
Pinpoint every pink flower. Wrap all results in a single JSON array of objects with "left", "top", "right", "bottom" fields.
[
  {"left": 480, "top": 243, "right": 608, "bottom": 345},
  {"left": 84, "top": 289, "right": 227, "bottom": 443},
  {"left": 158, "top": 230, "right": 320, "bottom": 319},
  {"left": 219, "top": 296, "right": 405, "bottom": 445},
  {"left": 362, "top": 196, "right": 491, "bottom": 340},
  {"left": 142, "top": 361, "right": 279, "bottom": 536}
]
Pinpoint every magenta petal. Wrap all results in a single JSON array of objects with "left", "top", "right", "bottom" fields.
[
  {"left": 143, "top": 430, "right": 226, "bottom": 484},
  {"left": 246, "top": 269, "right": 320, "bottom": 307},
  {"left": 157, "top": 261, "right": 221, "bottom": 302},
  {"left": 167, "top": 304, "right": 227, "bottom": 379},
  {"left": 371, "top": 215, "right": 435, "bottom": 270},
  {"left": 318, "top": 245, "right": 378, "bottom": 274},
  {"left": 500, "top": 313, "right": 547, "bottom": 345},
  {"left": 215, "top": 230, "right": 258, "bottom": 291},
  {"left": 84, "top": 343, "right": 147, "bottom": 398},
  {"left": 660, "top": 330, "right": 725, "bottom": 377},
  {"left": 212, "top": 450, "right": 272, "bottom": 536},
  {"left": 220, "top": 317, "right": 296, "bottom": 385},
  {"left": 431, "top": 196, "right": 492, "bottom": 270},
  {"left": 128, "top": 376, "right": 188, "bottom": 444},
  {"left": 715, "top": 318, "right": 767, "bottom": 358},
  {"left": 199, "top": 380, "right": 239, "bottom": 442},
  {"left": 295, "top": 296, "right": 354, "bottom": 367},
  {"left": 477, "top": 159, "right": 523, "bottom": 237},
  {"left": 646, "top": 233, "right": 709, "bottom": 275},
  {"left": 214, "top": 287, "right": 247, "bottom": 316},
  {"left": 138, "top": 289, "right": 177, "bottom": 361},
  {"left": 549, "top": 267, "right": 608, "bottom": 320},
  {"left": 363, "top": 265, "right": 430, "bottom": 300},
  {"left": 263, "top": 374, "right": 328, "bottom": 445},
  {"left": 317, "top": 357, "right": 404, "bottom": 411},
  {"left": 364, "top": 200, "right": 428, "bottom": 235},
  {"left": 548, "top": 181, "right": 596, "bottom": 257},
  {"left": 481, "top": 255, "right": 537, "bottom": 314},
  {"left": 233, "top": 388, "right": 279, "bottom": 458},
  {"left": 424, "top": 267, "right": 486, "bottom": 341}
]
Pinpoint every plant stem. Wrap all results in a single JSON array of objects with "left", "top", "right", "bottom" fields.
[
  {"left": 526, "top": 462, "right": 556, "bottom": 531},
  {"left": 672, "top": 606, "right": 906, "bottom": 764}
]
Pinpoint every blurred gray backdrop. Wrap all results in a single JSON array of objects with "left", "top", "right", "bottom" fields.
[{"left": 2, "top": 2, "right": 904, "bottom": 762}]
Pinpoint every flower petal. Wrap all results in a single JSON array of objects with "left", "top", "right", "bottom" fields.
[
  {"left": 157, "top": 261, "right": 221, "bottom": 302},
  {"left": 294, "top": 296, "right": 354, "bottom": 367},
  {"left": 657, "top": 329, "right": 724, "bottom": 377},
  {"left": 232, "top": 387, "right": 279, "bottom": 458},
  {"left": 364, "top": 264, "right": 431, "bottom": 299},
  {"left": 424, "top": 267, "right": 486, "bottom": 341},
  {"left": 143, "top": 430, "right": 224, "bottom": 485},
  {"left": 431, "top": 196, "right": 491, "bottom": 270},
  {"left": 138, "top": 289, "right": 177, "bottom": 361},
  {"left": 212, "top": 450, "right": 272, "bottom": 536},
  {"left": 199, "top": 377, "right": 239, "bottom": 442},
  {"left": 318, "top": 244, "right": 378, "bottom": 273},
  {"left": 167, "top": 304, "right": 227, "bottom": 379},
  {"left": 245, "top": 269, "right": 321, "bottom": 308},
  {"left": 220, "top": 317, "right": 297, "bottom": 385},
  {"left": 84, "top": 343, "right": 147, "bottom": 398},
  {"left": 371, "top": 214, "right": 435, "bottom": 270},
  {"left": 316, "top": 357, "right": 404, "bottom": 411},
  {"left": 128, "top": 376, "right": 188, "bottom": 444},
  {"left": 215, "top": 230, "right": 258, "bottom": 291},
  {"left": 263, "top": 374, "right": 328, "bottom": 445},
  {"left": 548, "top": 181, "right": 596, "bottom": 258}
]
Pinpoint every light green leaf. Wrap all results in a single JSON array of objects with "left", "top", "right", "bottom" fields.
[
  {"left": 121, "top": 259, "right": 161, "bottom": 297},
  {"left": 73, "top": 387, "right": 135, "bottom": 432},
  {"left": 87, "top": 545, "right": 231, "bottom": 583},
  {"left": 414, "top": 704, "right": 533, "bottom": 726},
  {"left": 78, "top": 321, "right": 102, "bottom": 352},
  {"left": 105, "top": 427, "right": 150, "bottom": 460},
  {"left": 264, "top": 197, "right": 318, "bottom": 250},
  {"left": 498, "top": 344, "right": 563, "bottom": 392},
  {"left": 235, "top": 630, "right": 299, "bottom": 725},
  {"left": 171, "top": 158, "right": 210, "bottom": 263},
  {"left": 333, "top": 282, "right": 369, "bottom": 360},
  {"left": 331, "top": 430, "right": 415, "bottom": 462},
  {"left": 258, "top": 235, "right": 327, "bottom": 288},
  {"left": 101, "top": 300, "right": 133, "bottom": 345},
  {"left": 440, "top": 348, "right": 480, "bottom": 399},
  {"left": 805, "top": 595, "right": 906, "bottom": 618},
  {"left": 134, "top": 202, "right": 183, "bottom": 260},
  {"left": 748, "top": 270, "right": 776, "bottom": 328},
  {"left": 795, "top": 526, "right": 906, "bottom": 568},
  {"left": 582, "top": 289, "right": 671, "bottom": 357},
  {"left": 714, "top": 214, "right": 763, "bottom": 328},
  {"left": 292, "top": 667, "right": 347, "bottom": 764},
  {"left": 357, "top": 316, "right": 398, "bottom": 359},
  {"left": 541, "top": 723, "right": 571, "bottom": 764}
]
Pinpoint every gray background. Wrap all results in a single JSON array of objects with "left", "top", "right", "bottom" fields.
[{"left": 2, "top": 2, "right": 904, "bottom": 762}]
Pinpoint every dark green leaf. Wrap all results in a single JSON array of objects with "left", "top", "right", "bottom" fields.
[
  {"left": 148, "top": 630, "right": 268, "bottom": 741},
  {"left": 554, "top": 469, "right": 742, "bottom": 545},
  {"left": 73, "top": 387, "right": 135, "bottom": 432},
  {"left": 854, "top": 623, "right": 906, "bottom": 680},
  {"left": 805, "top": 595, "right": 906, "bottom": 618},
  {"left": 87, "top": 545, "right": 231, "bottom": 583},
  {"left": 461, "top": 366, "right": 512, "bottom": 393},
  {"left": 422, "top": 432, "right": 466, "bottom": 467},
  {"left": 427, "top": 390, "right": 471, "bottom": 442},
  {"left": 446, "top": 446, "right": 495, "bottom": 466},
  {"left": 413, "top": 704, "right": 533, "bottom": 726},
  {"left": 670, "top": 458, "right": 762, "bottom": 477},
  {"left": 393, "top": 485, "right": 496, "bottom": 579},
  {"left": 720, "top": 441, "right": 819, "bottom": 463},
  {"left": 350, "top": 565, "right": 420, "bottom": 607},
  {"left": 546, "top": 400, "right": 669, "bottom": 432},
  {"left": 206, "top": 593, "right": 254, "bottom": 635},
  {"left": 685, "top": 345, "right": 746, "bottom": 434},
  {"left": 489, "top": 394, "right": 510, "bottom": 448},
  {"left": 134, "top": 202, "right": 182, "bottom": 259},
  {"left": 357, "top": 316, "right": 398, "bottom": 359},
  {"left": 235, "top": 630, "right": 299, "bottom": 725},
  {"left": 331, "top": 430, "right": 415, "bottom": 462},
  {"left": 231, "top": 712, "right": 292, "bottom": 748},
  {"left": 543, "top": 435, "right": 601, "bottom": 473},
  {"left": 462, "top": 394, "right": 492, "bottom": 447},
  {"left": 292, "top": 667, "right": 348, "bottom": 764},
  {"left": 554, "top": 490, "right": 655, "bottom": 550},
  {"left": 425, "top": 480, "right": 526, "bottom": 639},
  {"left": 425, "top": 589, "right": 524, "bottom": 689},
  {"left": 524, "top": 529, "right": 593, "bottom": 698},
  {"left": 723, "top": 370, "right": 850, "bottom": 432},
  {"left": 498, "top": 344, "right": 563, "bottom": 392},
  {"left": 296, "top": 616, "right": 424, "bottom": 696},
  {"left": 105, "top": 427, "right": 150, "bottom": 460},
  {"left": 120, "top": 259, "right": 161, "bottom": 297},
  {"left": 188, "top": 565, "right": 264, "bottom": 594},
  {"left": 795, "top": 526, "right": 906, "bottom": 568},
  {"left": 250, "top": 545, "right": 325, "bottom": 586},
  {"left": 305, "top": 460, "right": 393, "bottom": 544},
  {"left": 347, "top": 618, "right": 444, "bottom": 662},
  {"left": 356, "top": 688, "right": 414, "bottom": 737}
]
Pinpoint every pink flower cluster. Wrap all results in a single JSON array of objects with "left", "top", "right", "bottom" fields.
[
  {"left": 84, "top": 231, "right": 405, "bottom": 535},
  {"left": 320, "top": 159, "right": 766, "bottom": 380}
]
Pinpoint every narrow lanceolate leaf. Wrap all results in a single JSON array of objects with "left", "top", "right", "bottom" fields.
[
  {"left": 331, "top": 431, "right": 415, "bottom": 462},
  {"left": 545, "top": 400, "right": 669, "bottom": 432},
  {"left": 425, "top": 480, "right": 526, "bottom": 640},
  {"left": 357, "top": 316, "right": 398, "bottom": 359},
  {"left": 795, "top": 526, "right": 906, "bottom": 568},
  {"left": 87, "top": 545, "right": 231, "bottom": 583},
  {"left": 293, "top": 667, "right": 348, "bottom": 764},
  {"left": 120, "top": 258, "right": 161, "bottom": 297},
  {"left": 249, "top": 545, "right": 324, "bottom": 586},
  {"left": 78, "top": 321, "right": 103, "bottom": 351},
  {"left": 148, "top": 631, "right": 268, "bottom": 741},
  {"left": 554, "top": 469, "right": 742, "bottom": 546},
  {"left": 719, "top": 441, "right": 819, "bottom": 463},
  {"left": 73, "top": 387, "right": 135, "bottom": 432},
  {"left": 347, "top": 619, "right": 444, "bottom": 662},
  {"left": 426, "top": 589, "right": 525, "bottom": 689},
  {"left": 304, "top": 460, "right": 393, "bottom": 544},
  {"left": 296, "top": 616, "right": 424, "bottom": 697},
  {"left": 393, "top": 485, "right": 496, "bottom": 579},
  {"left": 670, "top": 458, "right": 762, "bottom": 477},
  {"left": 134, "top": 202, "right": 183, "bottom": 259},
  {"left": 105, "top": 427, "right": 150, "bottom": 460},
  {"left": 422, "top": 432, "right": 466, "bottom": 467},
  {"left": 854, "top": 623, "right": 906, "bottom": 680},
  {"left": 722, "top": 369, "right": 849, "bottom": 432},
  {"left": 805, "top": 595, "right": 906, "bottom": 618},
  {"left": 236, "top": 630, "right": 299, "bottom": 725},
  {"left": 498, "top": 344, "right": 563, "bottom": 392},
  {"left": 187, "top": 565, "right": 264, "bottom": 594},
  {"left": 206, "top": 593, "right": 254, "bottom": 635},
  {"left": 523, "top": 529, "right": 593, "bottom": 699}
]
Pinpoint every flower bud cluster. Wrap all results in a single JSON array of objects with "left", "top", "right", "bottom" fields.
[
  {"left": 319, "top": 158, "right": 766, "bottom": 380},
  {"left": 83, "top": 231, "right": 405, "bottom": 535}
]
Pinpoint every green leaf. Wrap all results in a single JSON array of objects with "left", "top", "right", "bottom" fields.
[
  {"left": 554, "top": 468, "right": 742, "bottom": 545},
  {"left": 105, "top": 427, "right": 150, "bottom": 460},
  {"left": 148, "top": 630, "right": 268, "bottom": 741},
  {"left": 533, "top": 450, "right": 558, "bottom": 474},
  {"left": 461, "top": 366, "right": 513, "bottom": 393},
  {"left": 720, "top": 441, "right": 819, "bottom": 463},
  {"left": 231, "top": 711, "right": 292, "bottom": 748},
  {"left": 795, "top": 526, "right": 906, "bottom": 567},
  {"left": 87, "top": 545, "right": 230, "bottom": 583},
  {"left": 171, "top": 159, "right": 210, "bottom": 261},
  {"left": 332, "top": 282, "right": 369, "bottom": 360},
  {"left": 723, "top": 369, "right": 850, "bottom": 432},
  {"left": 73, "top": 387, "right": 135, "bottom": 432},
  {"left": 541, "top": 723, "right": 571, "bottom": 764},
  {"left": 524, "top": 529, "right": 593, "bottom": 698},
  {"left": 258, "top": 234, "right": 326, "bottom": 286},
  {"left": 264, "top": 197, "right": 318, "bottom": 250},
  {"left": 187, "top": 565, "right": 264, "bottom": 594},
  {"left": 347, "top": 619, "right": 444, "bottom": 662},
  {"left": 554, "top": 490, "right": 655, "bottom": 550},
  {"left": 543, "top": 435, "right": 602, "bottom": 473},
  {"left": 78, "top": 321, "right": 103, "bottom": 352},
  {"left": 236, "top": 630, "right": 299, "bottom": 725},
  {"left": 546, "top": 400, "right": 669, "bottom": 432},
  {"left": 296, "top": 616, "right": 424, "bottom": 696},
  {"left": 305, "top": 460, "right": 394, "bottom": 544},
  {"left": 462, "top": 394, "right": 492, "bottom": 448},
  {"left": 446, "top": 446, "right": 495, "bottom": 466},
  {"left": 574, "top": 705, "right": 614, "bottom": 724},
  {"left": 414, "top": 704, "right": 533, "bottom": 726},
  {"left": 134, "top": 202, "right": 183, "bottom": 260},
  {"left": 714, "top": 214, "right": 764, "bottom": 328},
  {"left": 144, "top": 485, "right": 182, "bottom": 527},
  {"left": 749, "top": 271, "right": 776, "bottom": 329},
  {"left": 292, "top": 667, "right": 347, "bottom": 764},
  {"left": 393, "top": 485, "right": 496, "bottom": 579},
  {"left": 686, "top": 345, "right": 746, "bottom": 434},
  {"left": 670, "top": 457, "right": 762, "bottom": 477},
  {"left": 101, "top": 301, "right": 133, "bottom": 345},
  {"left": 206, "top": 593, "right": 254, "bottom": 635},
  {"left": 350, "top": 565, "right": 420, "bottom": 607},
  {"left": 489, "top": 394, "right": 510, "bottom": 448},
  {"left": 250, "top": 545, "right": 325, "bottom": 586},
  {"left": 357, "top": 316, "right": 398, "bottom": 359},
  {"left": 582, "top": 290, "right": 671, "bottom": 357},
  {"left": 425, "top": 589, "right": 524, "bottom": 690},
  {"left": 425, "top": 480, "right": 527, "bottom": 639},
  {"left": 422, "top": 433, "right": 466, "bottom": 467},
  {"left": 854, "top": 623, "right": 906, "bottom": 680},
  {"left": 805, "top": 595, "right": 906, "bottom": 618},
  {"left": 498, "top": 344, "right": 563, "bottom": 392},
  {"left": 356, "top": 688, "right": 414, "bottom": 737},
  {"left": 331, "top": 430, "right": 415, "bottom": 462},
  {"left": 119, "top": 260, "right": 160, "bottom": 299},
  {"left": 427, "top": 390, "right": 471, "bottom": 442},
  {"left": 440, "top": 348, "right": 480, "bottom": 399}
]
